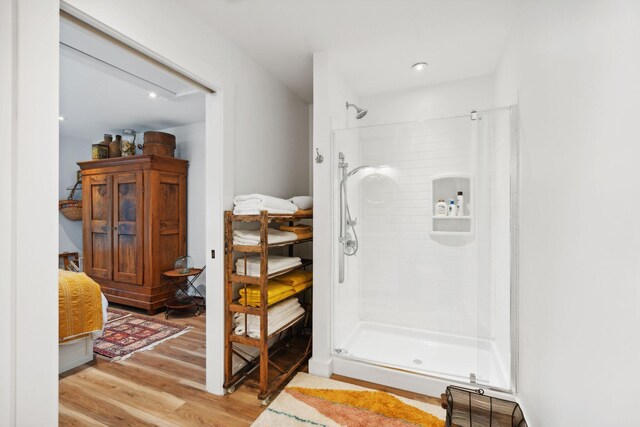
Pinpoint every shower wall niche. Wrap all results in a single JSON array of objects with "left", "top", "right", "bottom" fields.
[
  {"left": 330, "top": 107, "right": 517, "bottom": 393},
  {"left": 431, "top": 175, "right": 473, "bottom": 234}
]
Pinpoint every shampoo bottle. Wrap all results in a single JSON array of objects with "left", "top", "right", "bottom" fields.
[
  {"left": 456, "top": 191, "right": 464, "bottom": 216},
  {"left": 448, "top": 199, "right": 456, "bottom": 216},
  {"left": 436, "top": 200, "right": 447, "bottom": 216}
]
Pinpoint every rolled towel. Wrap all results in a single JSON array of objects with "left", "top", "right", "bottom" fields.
[{"left": 289, "top": 196, "right": 313, "bottom": 210}]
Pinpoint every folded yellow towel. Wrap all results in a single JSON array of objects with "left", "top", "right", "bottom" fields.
[
  {"left": 239, "top": 281, "right": 312, "bottom": 307},
  {"left": 291, "top": 281, "right": 312, "bottom": 294},
  {"left": 239, "top": 281, "right": 294, "bottom": 298},
  {"left": 280, "top": 225, "right": 312, "bottom": 232},
  {"left": 278, "top": 225, "right": 313, "bottom": 240},
  {"left": 237, "top": 271, "right": 313, "bottom": 307},
  {"left": 272, "top": 270, "right": 313, "bottom": 286},
  {"left": 295, "top": 208, "right": 313, "bottom": 216},
  {"left": 293, "top": 231, "right": 313, "bottom": 240}
]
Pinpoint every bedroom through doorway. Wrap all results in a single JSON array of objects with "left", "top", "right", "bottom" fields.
[{"left": 57, "top": 10, "right": 211, "bottom": 397}]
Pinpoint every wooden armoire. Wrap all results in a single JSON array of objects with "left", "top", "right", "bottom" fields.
[{"left": 78, "top": 155, "right": 188, "bottom": 314}]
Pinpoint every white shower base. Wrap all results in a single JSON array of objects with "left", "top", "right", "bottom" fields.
[{"left": 334, "top": 321, "right": 510, "bottom": 392}]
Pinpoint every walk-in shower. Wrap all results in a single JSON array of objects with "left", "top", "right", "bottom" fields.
[{"left": 331, "top": 107, "right": 518, "bottom": 394}]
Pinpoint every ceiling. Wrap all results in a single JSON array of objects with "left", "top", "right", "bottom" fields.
[
  {"left": 59, "top": 17, "right": 205, "bottom": 143},
  {"left": 184, "top": 0, "right": 517, "bottom": 102}
]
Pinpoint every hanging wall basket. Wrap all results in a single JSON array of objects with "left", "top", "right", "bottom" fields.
[
  {"left": 59, "top": 180, "right": 83, "bottom": 221},
  {"left": 59, "top": 200, "right": 82, "bottom": 221}
]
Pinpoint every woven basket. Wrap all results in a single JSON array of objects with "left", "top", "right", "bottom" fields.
[{"left": 59, "top": 199, "right": 82, "bottom": 221}]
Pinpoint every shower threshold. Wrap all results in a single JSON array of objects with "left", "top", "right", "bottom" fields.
[{"left": 335, "top": 321, "right": 510, "bottom": 391}]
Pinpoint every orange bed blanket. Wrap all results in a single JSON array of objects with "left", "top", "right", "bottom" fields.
[{"left": 58, "top": 270, "right": 103, "bottom": 342}]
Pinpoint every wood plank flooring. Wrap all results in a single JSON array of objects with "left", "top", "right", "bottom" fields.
[{"left": 59, "top": 306, "right": 439, "bottom": 426}]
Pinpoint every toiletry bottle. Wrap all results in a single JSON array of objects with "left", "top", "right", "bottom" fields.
[
  {"left": 448, "top": 199, "right": 456, "bottom": 216},
  {"left": 456, "top": 191, "right": 464, "bottom": 216},
  {"left": 436, "top": 199, "right": 447, "bottom": 216}
]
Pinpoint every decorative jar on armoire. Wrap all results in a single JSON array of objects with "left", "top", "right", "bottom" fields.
[{"left": 78, "top": 155, "right": 188, "bottom": 314}]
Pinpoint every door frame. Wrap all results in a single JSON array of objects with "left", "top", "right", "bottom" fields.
[
  {"left": 1, "top": 1, "right": 231, "bottom": 424},
  {"left": 59, "top": 2, "right": 230, "bottom": 396}
]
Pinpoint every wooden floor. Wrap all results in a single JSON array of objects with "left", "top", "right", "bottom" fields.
[{"left": 59, "top": 306, "right": 439, "bottom": 426}]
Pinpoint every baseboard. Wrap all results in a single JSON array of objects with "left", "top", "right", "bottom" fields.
[
  {"left": 332, "top": 357, "right": 516, "bottom": 401},
  {"left": 308, "top": 357, "right": 333, "bottom": 377}
]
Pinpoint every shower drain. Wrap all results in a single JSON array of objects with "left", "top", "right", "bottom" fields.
[{"left": 413, "top": 359, "right": 423, "bottom": 365}]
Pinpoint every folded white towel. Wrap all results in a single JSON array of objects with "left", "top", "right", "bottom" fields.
[
  {"left": 234, "top": 299, "right": 299, "bottom": 327},
  {"left": 233, "top": 205, "right": 296, "bottom": 215},
  {"left": 289, "top": 196, "right": 313, "bottom": 210},
  {"left": 233, "top": 229, "right": 297, "bottom": 246},
  {"left": 237, "top": 304, "right": 301, "bottom": 329},
  {"left": 234, "top": 307, "right": 305, "bottom": 338},
  {"left": 233, "top": 194, "right": 297, "bottom": 215},
  {"left": 233, "top": 299, "right": 305, "bottom": 338},
  {"left": 235, "top": 255, "right": 302, "bottom": 277}
]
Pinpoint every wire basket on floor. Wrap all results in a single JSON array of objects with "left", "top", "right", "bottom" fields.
[{"left": 441, "top": 386, "right": 527, "bottom": 427}]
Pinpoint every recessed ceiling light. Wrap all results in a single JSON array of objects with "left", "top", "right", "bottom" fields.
[
  {"left": 148, "top": 92, "right": 157, "bottom": 98},
  {"left": 58, "top": 116, "right": 65, "bottom": 121},
  {"left": 412, "top": 62, "right": 428, "bottom": 71}
]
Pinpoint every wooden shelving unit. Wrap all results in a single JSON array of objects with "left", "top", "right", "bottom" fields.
[{"left": 223, "top": 210, "right": 312, "bottom": 404}]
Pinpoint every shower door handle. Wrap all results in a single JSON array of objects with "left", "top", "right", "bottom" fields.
[{"left": 339, "top": 241, "right": 345, "bottom": 284}]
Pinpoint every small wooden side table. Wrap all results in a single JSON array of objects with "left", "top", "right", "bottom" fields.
[{"left": 162, "top": 266, "right": 206, "bottom": 319}]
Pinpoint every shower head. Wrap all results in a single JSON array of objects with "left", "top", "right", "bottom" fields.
[{"left": 346, "top": 102, "right": 368, "bottom": 119}]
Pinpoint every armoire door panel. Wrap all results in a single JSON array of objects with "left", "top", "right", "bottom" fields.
[
  {"left": 152, "top": 173, "right": 186, "bottom": 283},
  {"left": 113, "top": 172, "right": 143, "bottom": 285},
  {"left": 84, "top": 174, "right": 112, "bottom": 279}
]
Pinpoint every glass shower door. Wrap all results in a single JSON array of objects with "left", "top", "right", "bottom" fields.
[{"left": 332, "top": 115, "right": 482, "bottom": 385}]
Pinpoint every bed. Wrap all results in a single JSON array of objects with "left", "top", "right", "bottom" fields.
[{"left": 58, "top": 269, "right": 108, "bottom": 374}]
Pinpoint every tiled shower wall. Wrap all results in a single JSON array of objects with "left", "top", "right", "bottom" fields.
[{"left": 355, "top": 117, "right": 480, "bottom": 338}]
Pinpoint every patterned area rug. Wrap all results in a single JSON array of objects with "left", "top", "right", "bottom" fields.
[
  {"left": 94, "top": 308, "right": 192, "bottom": 361},
  {"left": 106, "top": 308, "right": 130, "bottom": 323},
  {"left": 252, "top": 372, "right": 446, "bottom": 427}
]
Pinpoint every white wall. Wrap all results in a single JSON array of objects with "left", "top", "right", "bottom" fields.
[
  {"left": 310, "top": 52, "right": 363, "bottom": 376},
  {"left": 160, "top": 122, "right": 207, "bottom": 292},
  {"left": 0, "top": 0, "right": 59, "bottom": 425},
  {"left": 494, "top": 1, "right": 640, "bottom": 425},
  {"left": 361, "top": 75, "right": 494, "bottom": 125},
  {"left": 59, "top": 135, "right": 86, "bottom": 255}
]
